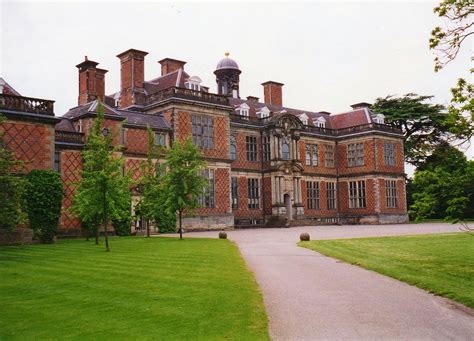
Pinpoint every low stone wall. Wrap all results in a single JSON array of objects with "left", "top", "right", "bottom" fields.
[
  {"left": 0, "top": 228, "right": 34, "bottom": 246},
  {"left": 340, "top": 213, "right": 409, "bottom": 225},
  {"left": 378, "top": 213, "right": 409, "bottom": 224},
  {"left": 182, "top": 214, "right": 234, "bottom": 231}
]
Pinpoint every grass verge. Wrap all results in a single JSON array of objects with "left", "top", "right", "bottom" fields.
[
  {"left": 299, "top": 233, "right": 474, "bottom": 308},
  {"left": 0, "top": 237, "right": 268, "bottom": 340}
]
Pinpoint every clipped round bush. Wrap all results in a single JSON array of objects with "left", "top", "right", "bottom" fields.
[
  {"left": 24, "top": 170, "right": 63, "bottom": 243},
  {"left": 300, "top": 232, "right": 310, "bottom": 241},
  {"left": 218, "top": 231, "right": 227, "bottom": 239}
]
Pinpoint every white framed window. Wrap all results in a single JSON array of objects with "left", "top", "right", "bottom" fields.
[
  {"left": 314, "top": 116, "right": 326, "bottom": 128},
  {"left": 257, "top": 106, "right": 270, "bottom": 119},
  {"left": 77, "top": 119, "right": 83, "bottom": 133},
  {"left": 385, "top": 180, "right": 398, "bottom": 208},
  {"left": 299, "top": 113, "right": 308, "bottom": 125},
  {"left": 185, "top": 76, "right": 202, "bottom": 91},
  {"left": 373, "top": 114, "right": 385, "bottom": 124},
  {"left": 349, "top": 180, "right": 366, "bottom": 209},
  {"left": 236, "top": 103, "right": 250, "bottom": 119}
]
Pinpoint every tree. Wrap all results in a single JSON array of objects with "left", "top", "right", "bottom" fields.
[
  {"left": 72, "top": 103, "right": 131, "bottom": 251},
  {"left": 409, "top": 143, "right": 474, "bottom": 221},
  {"left": 161, "top": 138, "right": 206, "bottom": 239},
  {"left": 136, "top": 128, "right": 176, "bottom": 236},
  {"left": 429, "top": 0, "right": 473, "bottom": 140},
  {"left": 371, "top": 94, "right": 472, "bottom": 166},
  {"left": 429, "top": 0, "right": 473, "bottom": 72},
  {"left": 0, "top": 114, "right": 26, "bottom": 232},
  {"left": 24, "top": 170, "right": 63, "bottom": 243}
]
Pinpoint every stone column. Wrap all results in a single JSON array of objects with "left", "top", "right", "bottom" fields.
[{"left": 298, "top": 178, "right": 303, "bottom": 203}]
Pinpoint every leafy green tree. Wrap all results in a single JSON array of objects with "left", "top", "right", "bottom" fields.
[
  {"left": 371, "top": 94, "right": 472, "bottom": 166},
  {"left": 137, "top": 128, "right": 176, "bottom": 235},
  {"left": 24, "top": 170, "right": 63, "bottom": 243},
  {"left": 410, "top": 143, "right": 474, "bottom": 221},
  {"left": 429, "top": 0, "right": 473, "bottom": 72},
  {"left": 73, "top": 103, "right": 131, "bottom": 251},
  {"left": 429, "top": 0, "right": 473, "bottom": 142},
  {"left": 162, "top": 138, "right": 206, "bottom": 239},
  {"left": 0, "top": 114, "right": 26, "bottom": 232}
]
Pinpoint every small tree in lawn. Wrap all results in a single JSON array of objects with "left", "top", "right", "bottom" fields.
[
  {"left": 162, "top": 137, "right": 206, "bottom": 239},
  {"left": 73, "top": 103, "right": 131, "bottom": 251},
  {"left": 137, "top": 127, "right": 164, "bottom": 237}
]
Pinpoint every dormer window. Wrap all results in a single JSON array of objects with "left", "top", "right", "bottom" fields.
[
  {"left": 185, "top": 76, "right": 202, "bottom": 91},
  {"left": 314, "top": 117, "right": 326, "bottom": 128},
  {"left": 77, "top": 119, "right": 83, "bottom": 133},
  {"left": 236, "top": 103, "right": 250, "bottom": 119},
  {"left": 299, "top": 113, "right": 308, "bottom": 125},
  {"left": 373, "top": 114, "right": 385, "bottom": 124},
  {"left": 257, "top": 106, "right": 270, "bottom": 119}
]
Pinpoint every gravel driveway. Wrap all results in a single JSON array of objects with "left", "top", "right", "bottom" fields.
[{"left": 176, "top": 223, "right": 474, "bottom": 340}]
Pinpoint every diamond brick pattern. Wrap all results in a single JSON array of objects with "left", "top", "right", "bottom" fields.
[
  {"left": 125, "top": 129, "right": 148, "bottom": 155},
  {"left": 2, "top": 122, "right": 50, "bottom": 173},
  {"left": 126, "top": 158, "right": 143, "bottom": 181},
  {"left": 60, "top": 151, "right": 82, "bottom": 230}
]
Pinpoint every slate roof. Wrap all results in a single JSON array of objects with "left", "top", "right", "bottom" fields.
[
  {"left": 229, "top": 97, "right": 379, "bottom": 130},
  {"left": 330, "top": 108, "right": 373, "bottom": 129},
  {"left": 55, "top": 118, "right": 76, "bottom": 132},
  {"left": 144, "top": 69, "right": 190, "bottom": 95},
  {"left": 60, "top": 100, "right": 171, "bottom": 132},
  {"left": 229, "top": 97, "right": 334, "bottom": 129},
  {"left": 0, "top": 77, "right": 21, "bottom": 96},
  {"left": 118, "top": 110, "right": 171, "bottom": 130}
]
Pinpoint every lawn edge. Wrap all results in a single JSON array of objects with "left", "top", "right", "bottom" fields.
[{"left": 298, "top": 235, "right": 474, "bottom": 311}]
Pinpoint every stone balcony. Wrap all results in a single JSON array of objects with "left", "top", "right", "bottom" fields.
[{"left": 0, "top": 93, "right": 55, "bottom": 116}]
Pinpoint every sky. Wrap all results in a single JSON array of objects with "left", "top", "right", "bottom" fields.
[{"left": 0, "top": 0, "right": 472, "bottom": 167}]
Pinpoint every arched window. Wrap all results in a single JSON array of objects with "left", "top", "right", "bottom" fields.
[
  {"left": 282, "top": 141, "right": 290, "bottom": 160},
  {"left": 230, "top": 136, "right": 237, "bottom": 160}
]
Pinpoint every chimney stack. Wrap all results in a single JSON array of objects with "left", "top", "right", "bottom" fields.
[
  {"left": 76, "top": 56, "right": 108, "bottom": 105},
  {"left": 262, "top": 81, "right": 284, "bottom": 107},
  {"left": 350, "top": 102, "right": 371, "bottom": 110},
  {"left": 116, "top": 48, "right": 148, "bottom": 108},
  {"left": 246, "top": 96, "right": 259, "bottom": 103},
  {"left": 158, "top": 58, "right": 186, "bottom": 76}
]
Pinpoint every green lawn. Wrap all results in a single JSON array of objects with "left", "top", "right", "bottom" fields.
[
  {"left": 300, "top": 233, "right": 474, "bottom": 308},
  {"left": 0, "top": 237, "right": 268, "bottom": 340}
]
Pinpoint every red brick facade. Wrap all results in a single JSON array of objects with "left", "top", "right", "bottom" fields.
[{"left": 1, "top": 50, "right": 408, "bottom": 233}]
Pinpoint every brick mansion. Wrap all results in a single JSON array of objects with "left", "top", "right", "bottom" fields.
[{"left": 0, "top": 49, "right": 408, "bottom": 234}]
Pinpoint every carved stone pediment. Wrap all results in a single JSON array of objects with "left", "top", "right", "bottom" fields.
[
  {"left": 276, "top": 160, "right": 304, "bottom": 174},
  {"left": 270, "top": 113, "right": 304, "bottom": 134}
]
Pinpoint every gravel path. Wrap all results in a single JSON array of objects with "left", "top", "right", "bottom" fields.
[{"left": 173, "top": 223, "right": 474, "bottom": 340}]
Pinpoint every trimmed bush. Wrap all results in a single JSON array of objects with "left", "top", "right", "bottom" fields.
[
  {"left": 112, "top": 215, "right": 132, "bottom": 236},
  {"left": 24, "top": 170, "right": 63, "bottom": 243},
  {"left": 300, "top": 233, "right": 310, "bottom": 241},
  {"left": 218, "top": 231, "right": 227, "bottom": 239},
  {"left": 0, "top": 175, "right": 25, "bottom": 232}
]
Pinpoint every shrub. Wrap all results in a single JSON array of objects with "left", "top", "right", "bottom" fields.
[
  {"left": 24, "top": 170, "right": 63, "bottom": 243},
  {"left": 0, "top": 175, "right": 25, "bottom": 232},
  {"left": 156, "top": 210, "right": 176, "bottom": 233},
  {"left": 218, "top": 232, "right": 227, "bottom": 239},
  {"left": 112, "top": 215, "right": 132, "bottom": 236},
  {"left": 300, "top": 233, "right": 310, "bottom": 241}
]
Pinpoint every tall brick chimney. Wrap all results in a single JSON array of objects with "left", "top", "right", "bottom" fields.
[
  {"left": 262, "top": 81, "right": 284, "bottom": 107},
  {"left": 158, "top": 58, "right": 186, "bottom": 76},
  {"left": 76, "top": 56, "right": 108, "bottom": 105},
  {"left": 116, "top": 48, "right": 148, "bottom": 108}
]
